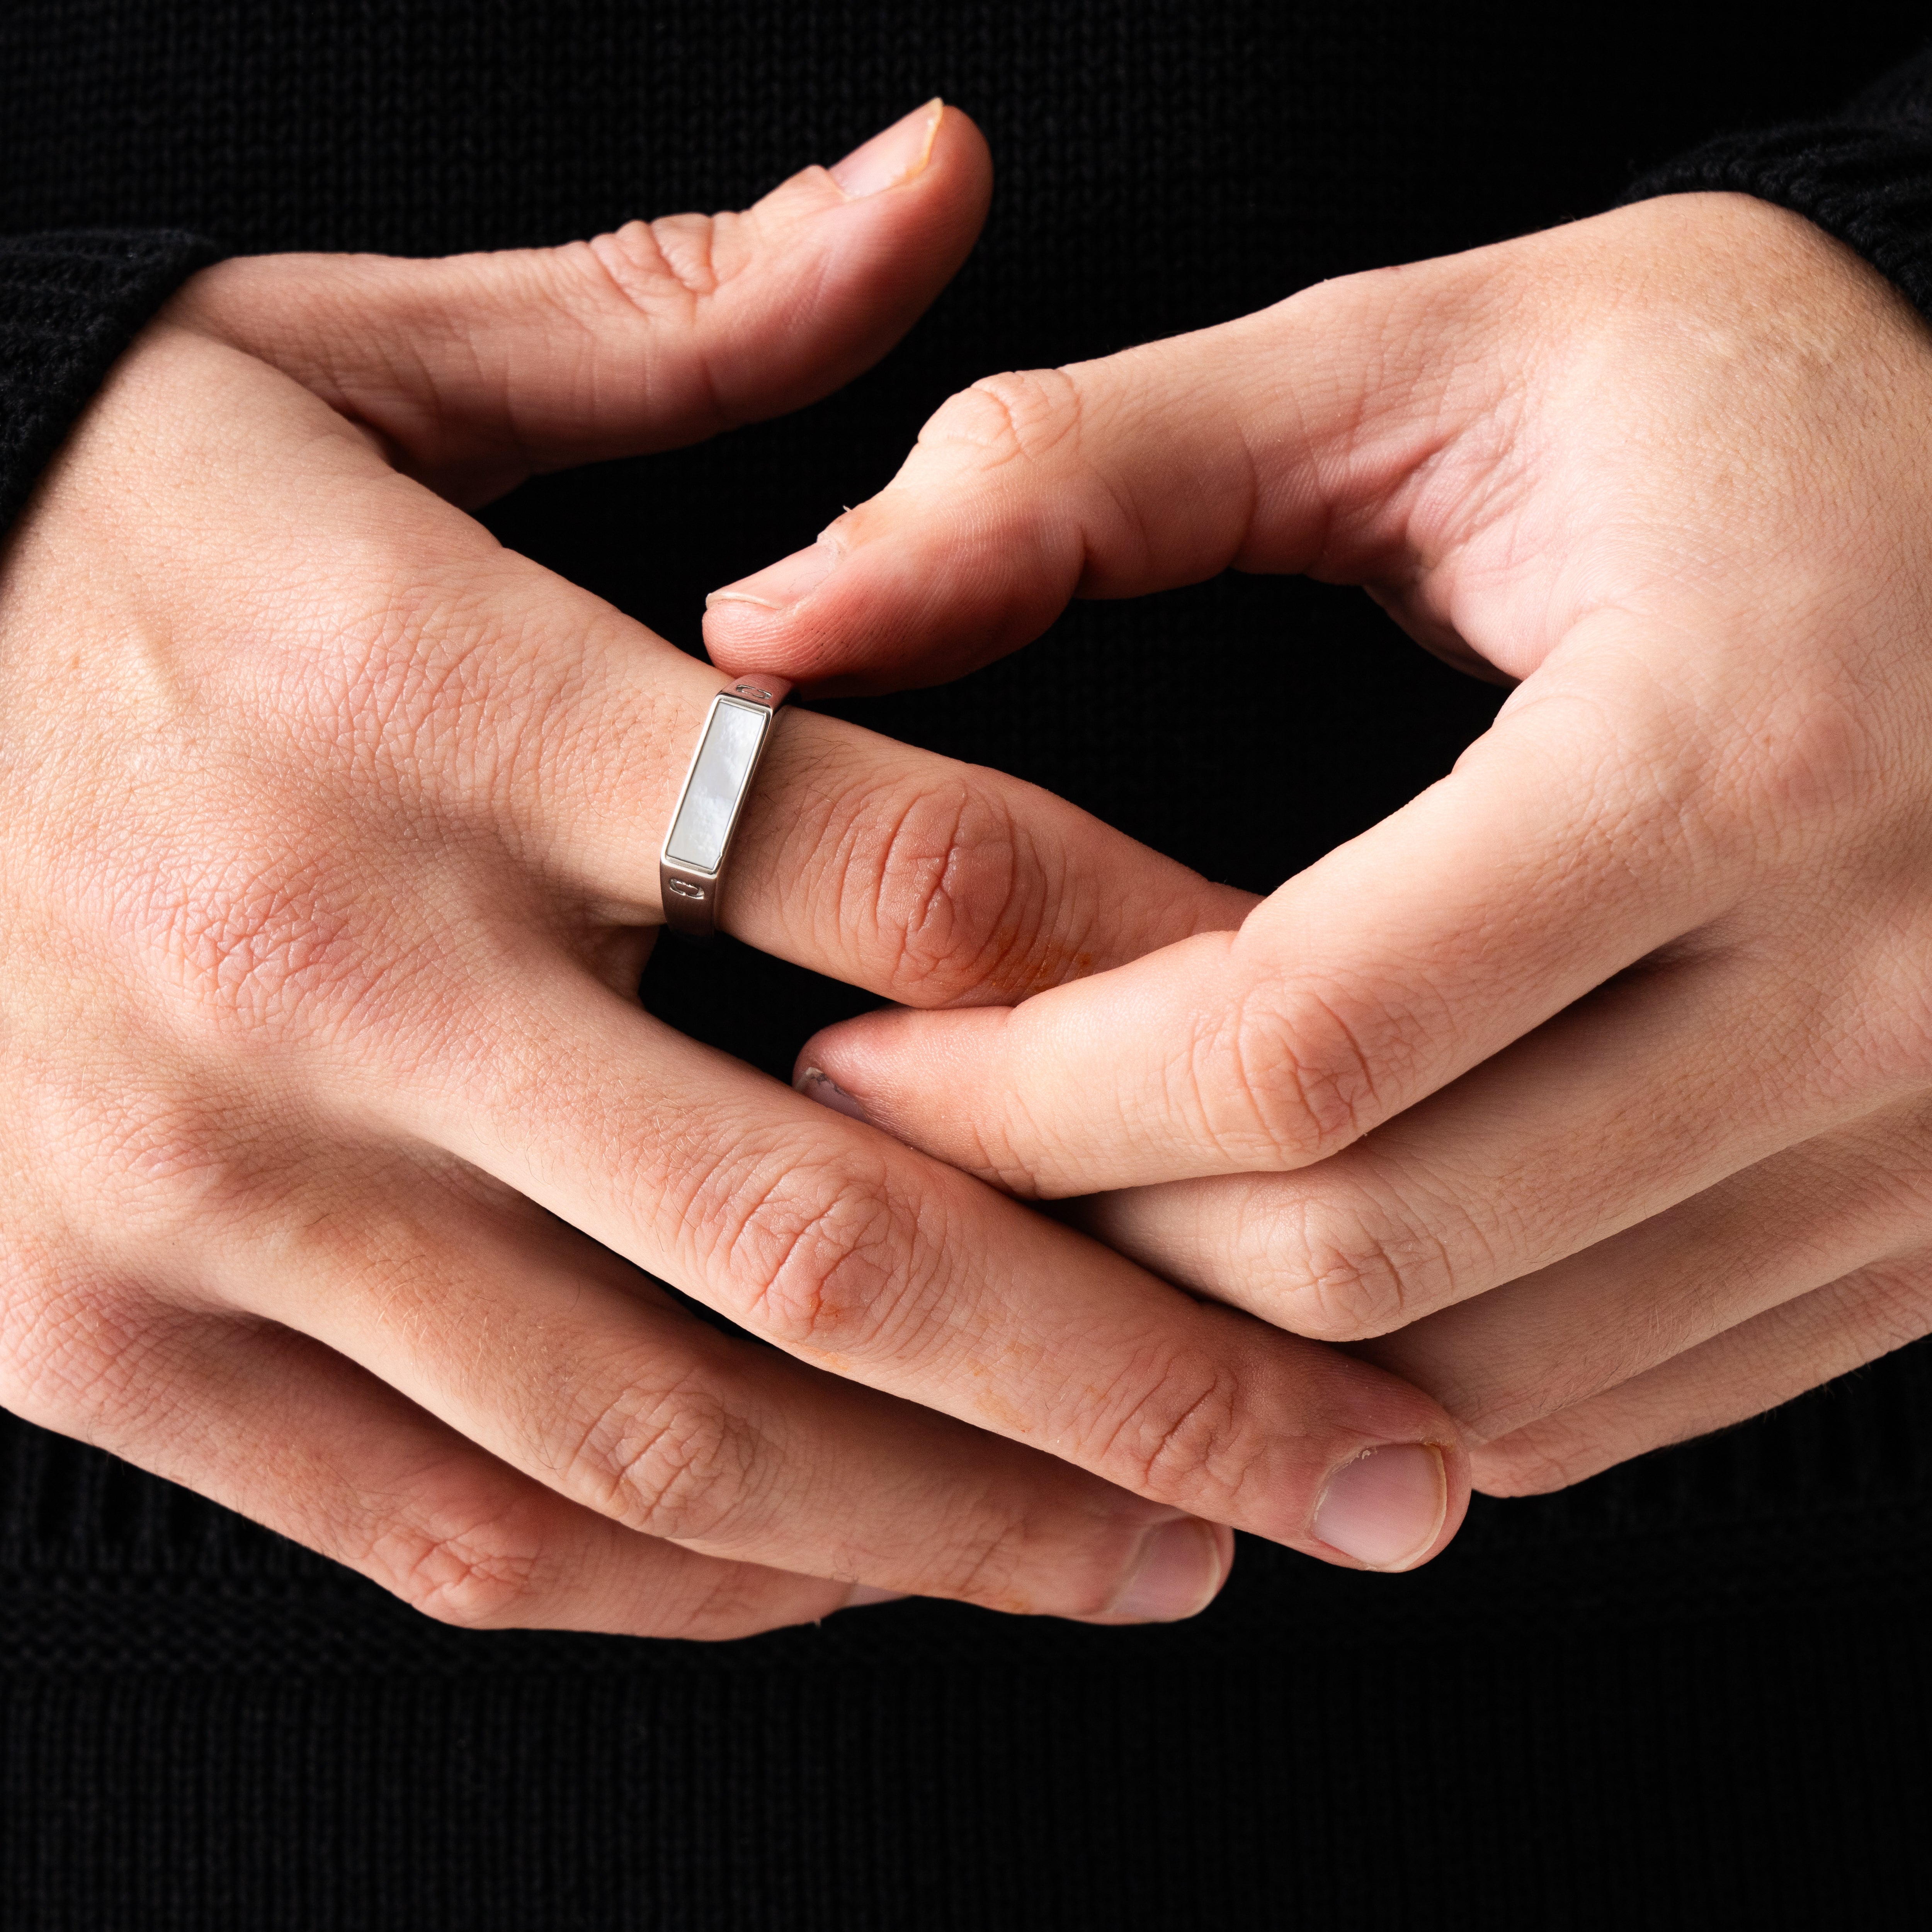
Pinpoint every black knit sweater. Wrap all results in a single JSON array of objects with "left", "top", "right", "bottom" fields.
[{"left": 3, "top": 7, "right": 1931, "bottom": 1928}]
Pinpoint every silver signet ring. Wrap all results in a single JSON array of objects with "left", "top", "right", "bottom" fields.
[{"left": 657, "top": 675, "right": 794, "bottom": 940}]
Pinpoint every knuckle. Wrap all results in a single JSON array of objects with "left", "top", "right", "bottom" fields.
[
  {"left": 107, "top": 619, "right": 518, "bottom": 1050},
  {"left": 919, "top": 367, "right": 1086, "bottom": 472},
  {"left": 709, "top": 1157, "right": 943, "bottom": 1363},
  {"left": 919, "top": 1509, "right": 1142, "bottom": 1622},
  {"left": 369, "top": 1513, "right": 545, "bottom": 1629},
  {"left": 636, "top": 214, "right": 726, "bottom": 303},
  {"left": 1284, "top": 1231, "right": 1414, "bottom": 1341},
  {"left": 1199, "top": 978, "right": 1391, "bottom": 1169},
  {"left": 99, "top": 612, "right": 500, "bottom": 1047},
  {"left": 575, "top": 213, "right": 772, "bottom": 432},
  {"left": 1711, "top": 653, "right": 1884, "bottom": 851},
  {"left": 832, "top": 771, "right": 1069, "bottom": 1004},
  {"left": 563, "top": 1378, "right": 760, "bottom": 1543},
  {"left": 902, "top": 1518, "right": 1030, "bottom": 1614},
  {"left": 912, "top": 1488, "right": 1190, "bottom": 1621},
  {"left": 1094, "top": 1348, "right": 1255, "bottom": 1512},
  {"left": 1256, "top": 1185, "right": 1471, "bottom": 1341},
  {"left": 583, "top": 216, "right": 724, "bottom": 312}
]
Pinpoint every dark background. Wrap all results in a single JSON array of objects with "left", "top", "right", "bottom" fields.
[{"left": 4, "top": 5, "right": 1932, "bottom": 1927}]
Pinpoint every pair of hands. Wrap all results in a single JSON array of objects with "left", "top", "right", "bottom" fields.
[{"left": 5, "top": 100, "right": 1929, "bottom": 1638}]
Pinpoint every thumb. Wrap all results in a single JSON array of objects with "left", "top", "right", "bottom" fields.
[{"left": 167, "top": 100, "right": 989, "bottom": 504}]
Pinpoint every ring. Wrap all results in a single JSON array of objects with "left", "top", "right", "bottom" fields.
[{"left": 658, "top": 675, "right": 794, "bottom": 939}]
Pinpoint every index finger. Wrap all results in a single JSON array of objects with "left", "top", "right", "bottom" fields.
[
  {"left": 699, "top": 258, "right": 1503, "bottom": 692},
  {"left": 791, "top": 620, "right": 1744, "bottom": 1193}
]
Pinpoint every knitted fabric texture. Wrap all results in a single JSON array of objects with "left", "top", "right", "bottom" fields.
[
  {"left": 0, "top": 230, "right": 220, "bottom": 537},
  {"left": 1632, "top": 45, "right": 1932, "bottom": 316},
  {"left": 2, "top": 5, "right": 1931, "bottom": 1928}
]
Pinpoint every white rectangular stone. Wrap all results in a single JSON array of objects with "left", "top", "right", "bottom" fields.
[{"left": 664, "top": 698, "right": 768, "bottom": 873}]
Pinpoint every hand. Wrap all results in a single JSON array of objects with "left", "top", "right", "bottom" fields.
[
  {"left": 707, "top": 191, "right": 1932, "bottom": 1493},
  {"left": 0, "top": 103, "right": 1470, "bottom": 1641}
]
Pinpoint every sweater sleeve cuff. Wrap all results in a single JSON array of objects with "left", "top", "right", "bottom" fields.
[
  {"left": 1623, "top": 43, "right": 1932, "bottom": 325},
  {"left": 1628, "top": 124, "right": 1932, "bottom": 323},
  {"left": 0, "top": 230, "right": 226, "bottom": 541}
]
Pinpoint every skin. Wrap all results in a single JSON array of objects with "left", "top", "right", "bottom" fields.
[
  {"left": 707, "top": 191, "right": 1932, "bottom": 1495},
  {"left": 0, "top": 104, "right": 1473, "bottom": 1641}
]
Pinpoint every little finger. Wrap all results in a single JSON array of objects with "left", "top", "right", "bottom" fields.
[
  {"left": 207, "top": 1163, "right": 1234, "bottom": 1621},
  {"left": 1, "top": 1295, "right": 854, "bottom": 1639},
  {"left": 1469, "top": 1252, "right": 1932, "bottom": 1495}
]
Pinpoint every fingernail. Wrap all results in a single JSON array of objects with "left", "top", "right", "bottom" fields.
[
  {"left": 1111, "top": 1518, "right": 1225, "bottom": 1621},
  {"left": 1312, "top": 1444, "right": 1447, "bottom": 1572},
  {"left": 840, "top": 1583, "right": 908, "bottom": 1610},
  {"left": 829, "top": 99, "right": 945, "bottom": 199},
  {"left": 707, "top": 538, "right": 841, "bottom": 613},
  {"left": 797, "top": 1066, "right": 873, "bottom": 1123}
]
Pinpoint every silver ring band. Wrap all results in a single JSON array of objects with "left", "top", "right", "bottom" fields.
[{"left": 657, "top": 675, "right": 794, "bottom": 939}]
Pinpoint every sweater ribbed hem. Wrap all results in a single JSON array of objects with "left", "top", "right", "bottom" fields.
[
  {"left": 0, "top": 229, "right": 223, "bottom": 539},
  {"left": 1625, "top": 45, "right": 1932, "bottom": 322}
]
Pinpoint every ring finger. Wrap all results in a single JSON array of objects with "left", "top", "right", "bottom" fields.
[
  {"left": 1356, "top": 1091, "right": 1932, "bottom": 1442},
  {"left": 1070, "top": 934, "right": 1917, "bottom": 1342},
  {"left": 420, "top": 550, "right": 1259, "bottom": 1008}
]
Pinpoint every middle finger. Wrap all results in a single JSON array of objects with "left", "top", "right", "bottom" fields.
[
  {"left": 1076, "top": 936, "right": 1920, "bottom": 1342},
  {"left": 379, "top": 958, "right": 1471, "bottom": 1573},
  {"left": 1359, "top": 1092, "right": 1932, "bottom": 1444}
]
